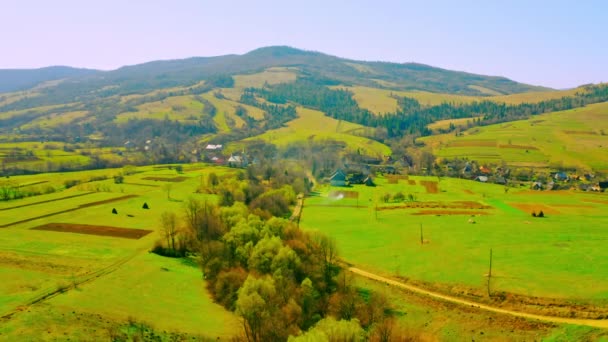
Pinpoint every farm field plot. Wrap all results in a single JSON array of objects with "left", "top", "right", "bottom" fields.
[
  {"left": 0, "top": 164, "right": 237, "bottom": 339},
  {"left": 301, "top": 176, "right": 608, "bottom": 301},
  {"left": 0, "top": 253, "right": 240, "bottom": 340},
  {"left": 332, "top": 86, "right": 480, "bottom": 115},
  {"left": 421, "top": 102, "right": 608, "bottom": 170},
  {"left": 233, "top": 67, "right": 298, "bottom": 88},
  {"left": 245, "top": 106, "right": 391, "bottom": 156},
  {"left": 115, "top": 95, "right": 204, "bottom": 123}
]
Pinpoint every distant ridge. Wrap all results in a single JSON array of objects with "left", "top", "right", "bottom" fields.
[
  {"left": 0, "top": 66, "right": 98, "bottom": 93},
  {"left": 0, "top": 46, "right": 550, "bottom": 98}
]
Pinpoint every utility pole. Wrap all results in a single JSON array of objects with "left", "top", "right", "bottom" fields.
[{"left": 487, "top": 248, "right": 493, "bottom": 297}]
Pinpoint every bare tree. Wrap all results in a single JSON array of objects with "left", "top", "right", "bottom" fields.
[{"left": 161, "top": 211, "right": 178, "bottom": 251}]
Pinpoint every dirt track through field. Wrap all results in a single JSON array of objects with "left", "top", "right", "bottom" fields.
[
  {"left": 0, "top": 247, "right": 147, "bottom": 321},
  {"left": 349, "top": 267, "right": 608, "bottom": 329},
  {"left": 0, "top": 194, "right": 137, "bottom": 228}
]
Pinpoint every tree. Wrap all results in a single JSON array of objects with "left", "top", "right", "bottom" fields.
[
  {"left": 236, "top": 275, "right": 278, "bottom": 342},
  {"left": 163, "top": 183, "right": 172, "bottom": 200},
  {"left": 208, "top": 172, "right": 219, "bottom": 188},
  {"left": 288, "top": 317, "right": 364, "bottom": 342},
  {"left": 161, "top": 211, "right": 178, "bottom": 252}
]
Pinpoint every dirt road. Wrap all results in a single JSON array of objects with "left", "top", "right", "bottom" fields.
[{"left": 349, "top": 267, "right": 608, "bottom": 329}]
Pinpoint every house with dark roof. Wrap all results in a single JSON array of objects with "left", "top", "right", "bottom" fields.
[
  {"left": 554, "top": 172, "right": 569, "bottom": 181},
  {"left": 364, "top": 176, "right": 376, "bottom": 187},
  {"left": 329, "top": 169, "right": 347, "bottom": 187}
]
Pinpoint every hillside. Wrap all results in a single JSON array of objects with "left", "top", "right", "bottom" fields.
[
  {"left": 420, "top": 101, "right": 608, "bottom": 171},
  {"left": 0, "top": 46, "right": 548, "bottom": 109},
  {"left": 2, "top": 46, "right": 608, "bottom": 176},
  {"left": 0, "top": 66, "right": 98, "bottom": 93}
]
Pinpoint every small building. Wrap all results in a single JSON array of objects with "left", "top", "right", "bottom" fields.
[
  {"left": 475, "top": 176, "right": 488, "bottom": 183},
  {"left": 228, "top": 155, "right": 248, "bottom": 168},
  {"left": 330, "top": 169, "right": 348, "bottom": 187},
  {"left": 495, "top": 176, "right": 507, "bottom": 185},
  {"left": 531, "top": 181, "right": 543, "bottom": 190},
  {"left": 554, "top": 172, "right": 569, "bottom": 181},
  {"left": 479, "top": 166, "right": 492, "bottom": 175},
  {"left": 364, "top": 176, "right": 376, "bottom": 187}
]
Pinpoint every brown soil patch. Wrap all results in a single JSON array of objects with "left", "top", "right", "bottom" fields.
[
  {"left": 386, "top": 174, "right": 409, "bottom": 180},
  {"left": 31, "top": 223, "right": 152, "bottom": 239},
  {"left": 448, "top": 140, "right": 496, "bottom": 148},
  {"left": 563, "top": 130, "right": 597, "bottom": 135},
  {"left": 463, "top": 189, "right": 474, "bottom": 195},
  {"left": 141, "top": 176, "right": 188, "bottom": 182},
  {"left": 412, "top": 210, "right": 489, "bottom": 216},
  {"left": 329, "top": 190, "right": 359, "bottom": 199},
  {"left": 307, "top": 204, "right": 367, "bottom": 209},
  {"left": 508, "top": 203, "right": 560, "bottom": 215},
  {"left": 16, "top": 181, "right": 49, "bottom": 188},
  {"left": 498, "top": 144, "right": 539, "bottom": 150},
  {"left": 378, "top": 201, "right": 491, "bottom": 211},
  {"left": 420, "top": 180, "right": 438, "bottom": 193},
  {"left": 123, "top": 182, "right": 161, "bottom": 188},
  {"left": 408, "top": 180, "right": 416, "bottom": 185},
  {"left": 387, "top": 178, "right": 398, "bottom": 184}
]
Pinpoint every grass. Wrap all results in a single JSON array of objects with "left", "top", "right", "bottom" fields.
[
  {"left": 0, "top": 164, "right": 239, "bottom": 340},
  {"left": 420, "top": 102, "right": 608, "bottom": 170},
  {"left": 332, "top": 86, "right": 480, "bottom": 114},
  {"left": 244, "top": 106, "right": 391, "bottom": 156},
  {"left": 233, "top": 67, "right": 298, "bottom": 88},
  {"left": 301, "top": 175, "right": 608, "bottom": 300},
  {"left": 335, "top": 85, "right": 590, "bottom": 117},
  {"left": 115, "top": 95, "right": 204, "bottom": 123},
  {"left": 49, "top": 253, "right": 240, "bottom": 337}
]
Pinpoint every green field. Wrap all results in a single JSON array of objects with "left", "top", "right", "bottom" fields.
[
  {"left": 421, "top": 102, "right": 608, "bottom": 170},
  {"left": 0, "top": 164, "right": 240, "bottom": 340},
  {"left": 301, "top": 176, "right": 608, "bottom": 301},
  {"left": 233, "top": 67, "right": 298, "bottom": 88},
  {"left": 245, "top": 106, "right": 391, "bottom": 156}
]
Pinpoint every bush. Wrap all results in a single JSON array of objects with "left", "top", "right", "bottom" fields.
[
  {"left": 150, "top": 241, "right": 187, "bottom": 258},
  {"left": 64, "top": 179, "right": 81, "bottom": 189},
  {"left": 113, "top": 174, "right": 124, "bottom": 184},
  {"left": 392, "top": 192, "right": 405, "bottom": 202}
]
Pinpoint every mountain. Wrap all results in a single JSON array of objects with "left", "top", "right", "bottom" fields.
[
  {"left": 0, "top": 46, "right": 549, "bottom": 102},
  {"left": 0, "top": 66, "right": 99, "bottom": 93}
]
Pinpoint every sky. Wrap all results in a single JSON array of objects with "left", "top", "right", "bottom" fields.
[{"left": 1, "top": 0, "right": 606, "bottom": 89}]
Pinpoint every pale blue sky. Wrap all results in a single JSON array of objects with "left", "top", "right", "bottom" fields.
[{"left": 1, "top": 0, "right": 606, "bottom": 88}]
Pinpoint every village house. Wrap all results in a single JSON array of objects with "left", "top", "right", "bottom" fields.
[{"left": 329, "top": 169, "right": 347, "bottom": 187}]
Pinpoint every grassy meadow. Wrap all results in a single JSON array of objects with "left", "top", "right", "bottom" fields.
[
  {"left": 301, "top": 175, "right": 608, "bottom": 301},
  {"left": 421, "top": 102, "right": 608, "bottom": 170},
  {"left": 245, "top": 106, "right": 391, "bottom": 156},
  {"left": 0, "top": 164, "right": 241, "bottom": 340}
]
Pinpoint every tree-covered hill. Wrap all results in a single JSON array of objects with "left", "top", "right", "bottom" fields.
[{"left": 0, "top": 46, "right": 549, "bottom": 109}]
